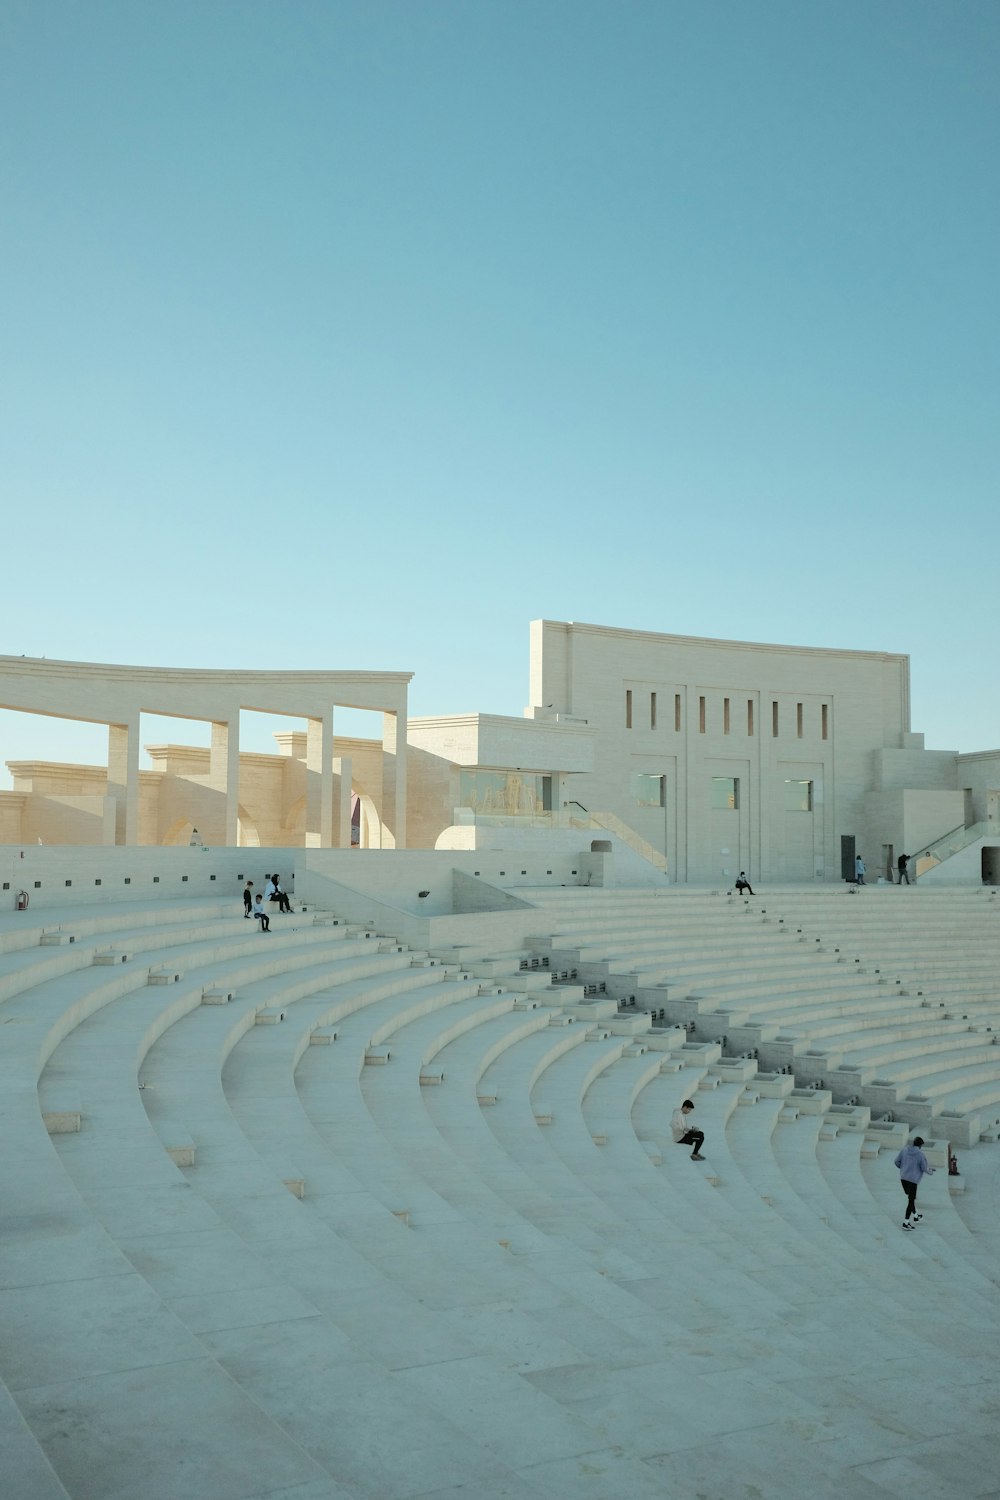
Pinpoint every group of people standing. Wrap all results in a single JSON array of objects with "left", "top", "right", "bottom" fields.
[
  {"left": 242, "top": 873, "right": 293, "bottom": 931},
  {"left": 855, "top": 852, "right": 914, "bottom": 885},
  {"left": 734, "top": 856, "right": 916, "bottom": 890}
]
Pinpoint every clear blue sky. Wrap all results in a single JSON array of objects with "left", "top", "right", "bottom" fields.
[{"left": 1, "top": 0, "right": 997, "bottom": 778}]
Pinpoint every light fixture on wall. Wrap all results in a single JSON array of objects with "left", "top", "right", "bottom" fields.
[{"left": 417, "top": 890, "right": 430, "bottom": 898}]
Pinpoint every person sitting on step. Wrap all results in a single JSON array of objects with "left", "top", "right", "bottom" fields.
[
  {"left": 671, "top": 1099, "right": 706, "bottom": 1160},
  {"left": 735, "top": 871, "right": 754, "bottom": 896}
]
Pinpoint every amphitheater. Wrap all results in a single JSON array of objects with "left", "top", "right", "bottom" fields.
[{"left": 2, "top": 845, "right": 999, "bottom": 1500}]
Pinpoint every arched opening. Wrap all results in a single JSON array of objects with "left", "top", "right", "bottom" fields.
[
  {"left": 237, "top": 806, "right": 261, "bottom": 847},
  {"left": 281, "top": 796, "right": 306, "bottom": 843},
  {"left": 356, "top": 792, "right": 381, "bottom": 849},
  {"left": 161, "top": 822, "right": 194, "bottom": 846}
]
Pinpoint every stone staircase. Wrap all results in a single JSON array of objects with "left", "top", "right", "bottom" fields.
[{"left": 1, "top": 886, "right": 998, "bottom": 1500}]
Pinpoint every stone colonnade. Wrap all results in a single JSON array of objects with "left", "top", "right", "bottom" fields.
[{"left": 0, "top": 657, "right": 411, "bottom": 848}]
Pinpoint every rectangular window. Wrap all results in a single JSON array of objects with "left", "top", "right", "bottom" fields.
[
  {"left": 723, "top": 697, "right": 730, "bottom": 735},
  {"left": 821, "top": 704, "right": 828, "bottom": 741},
  {"left": 459, "top": 770, "right": 551, "bottom": 817},
  {"left": 772, "top": 701, "right": 779, "bottom": 738},
  {"left": 675, "top": 694, "right": 682, "bottom": 732},
  {"left": 796, "top": 702, "right": 803, "bottom": 739},
  {"left": 650, "top": 692, "right": 657, "bottom": 730},
  {"left": 699, "top": 696, "right": 706, "bottom": 734},
  {"left": 634, "top": 773, "right": 665, "bottom": 807},
  {"left": 711, "top": 776, "right": 739, "bottom": 810},
  {"left": 784, "top": 779, "right": 813, "bottom": 812},
  {"left": 747, "top": 698, "right": 754, "bottom": 736},
  {"left": 626, "top": 689, "right": 632, "bottom": 729}
]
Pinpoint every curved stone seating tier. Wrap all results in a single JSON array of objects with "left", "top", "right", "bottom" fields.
[
  {"left": 564, "top": 936, "right": 1000, "bottom": 999},
  {"left": 733, "top": 1093, "right": 1000, "bottom": 1308},
  {"left": 301, "top": 984, "right": 785, "bottom": 1374},
  {"left": 932, "top": 1081, "right": 1000, "bottom": 1146},
  {"left": 3, "top": 887, "right": 1000, "bottom": 1500},
  {"left": 43, "top": 936, "right": 644, "bottom": 1488},
  {"left": 859, "top": 1039, "right": 1000, "bottom": 1094},
  {"left": 291, "top": 984, "right": 528, "bottom": 1227},
  {"left": 536, "top": 890, "right": 1000, "bottom": 1130},
  {"left": 476, "top": 1046, "right": 784, "bottom": 1316},
  {"left": 630, "top": 1069, "right": 973, "bottom": 1349},
  {"left": 799, "top": 1026, "right": 1000, "bottom": 1112},
  {"left": 2, "top": 907, "right": 433, "bottom": 1500},
  {"left": 334, "top": 998, "right": 563, "bottom": 1249},
  {"left": 413, "top": 1010, "right": 639, "bottom": 1256},
  {"left": 737, "top": 999, "right": 1000, "bottom": 1073},
  {"left": 0, "top": 899, "right": 238, "bottom": 1007},
  {"left": 670, "top": 971, "right": 890, "bottom": 1020},
  {"left": 0, "top": 896, "right": 237, "bottom": 952}
]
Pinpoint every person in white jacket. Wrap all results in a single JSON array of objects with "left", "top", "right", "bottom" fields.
[{"left": 670, "top": 1099, "right": 705, "bottom": 1161}]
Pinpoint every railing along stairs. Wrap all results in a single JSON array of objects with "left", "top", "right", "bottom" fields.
[
  {"left": 564, "top": 801, "right": 667, "bottom": 872},
  {"left": 917, "top": 819, "right": 994, "bottom": 876}
]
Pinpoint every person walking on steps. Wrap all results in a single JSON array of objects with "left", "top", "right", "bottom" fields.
[
  {"left": 671, "top": 1100, "right": 706, "bottom": 1161},
  {"left": 243, "top": 880, "right": 254, "bottom": 918},
  {"left": 895, "top": 1135, "right": 934, "bottom": 1229},
  {"left": 252, "top": 893, "right": 271, "bottom": 932},
  {"left": 735, "top": 871, "right": 754, "bottom": 895},
  {"left": 855, "top": 854, "right": 865, "bottom": 886},
  {"left": 897, "top": 853, "right": 911, "bottom": 885}
]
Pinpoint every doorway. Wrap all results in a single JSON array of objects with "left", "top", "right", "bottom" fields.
[{"left": 841, "top": 835, "right": 856, "bottom": 883}]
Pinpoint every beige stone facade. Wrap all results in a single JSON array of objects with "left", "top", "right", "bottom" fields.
[
  {"left": 526, "top": 620, "right": 1000, "bottom": 884},
  {"left": 3, "top": 627, "right": 998, "bottom": 883},
  {"left": 0, "top": 657, "right": 409, "bottom": 850}
]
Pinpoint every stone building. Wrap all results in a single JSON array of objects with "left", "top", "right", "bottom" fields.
[{"left": 2, "top": 622, "right": 998, "bottom": 883}]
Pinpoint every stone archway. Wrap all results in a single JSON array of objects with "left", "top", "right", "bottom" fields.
[
  {"left": 356, "top": 792, "right": 381, "bottom": 849},
  {"left": 237, "top": 806, "right": 261, "bottom": 847}
]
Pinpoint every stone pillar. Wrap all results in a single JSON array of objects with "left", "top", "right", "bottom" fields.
[
  {"left": 305, "top": 712, "right": 334, "bottom": 848},
  {"left": 332, "top": 756, "right": 352, "bottom": 849},
  {"left": 107, "top": 719, "right": 140, "bottom": 846},
  {"left": 381, "top": 710, "right": 407, "bottom": 849},
  {"left": 210, "top": 720, "right": 240, "bottom": 846}
]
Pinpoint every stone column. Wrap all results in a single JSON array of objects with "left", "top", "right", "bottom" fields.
[
  {"left": 305, "top": 712, "right": 334, "bottom": 848},
  {"left": 332, "top": 756, "right": 352, "bottom": 849},
  {"left": 210, "top": 720, "right": 240, "bottom": 846},
  {"left": 107, "top": 719, "right": 140, "bottom": 846},
  {"left": 381, "top": 710, "right": 407, "bottom": 849}
]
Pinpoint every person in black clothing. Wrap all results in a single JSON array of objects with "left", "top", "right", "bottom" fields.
[
  {"left": 272, "top": 874, "right": 292, "bottom": 913},
  {"left": 735, "top": 871, "right": 754, "bottom": 895},
  {"left": 897, "top": 853, "right": 911, "bottom": 885},
  {"left": 243, "top": 880, "right": 254, "bottom": 917}
]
